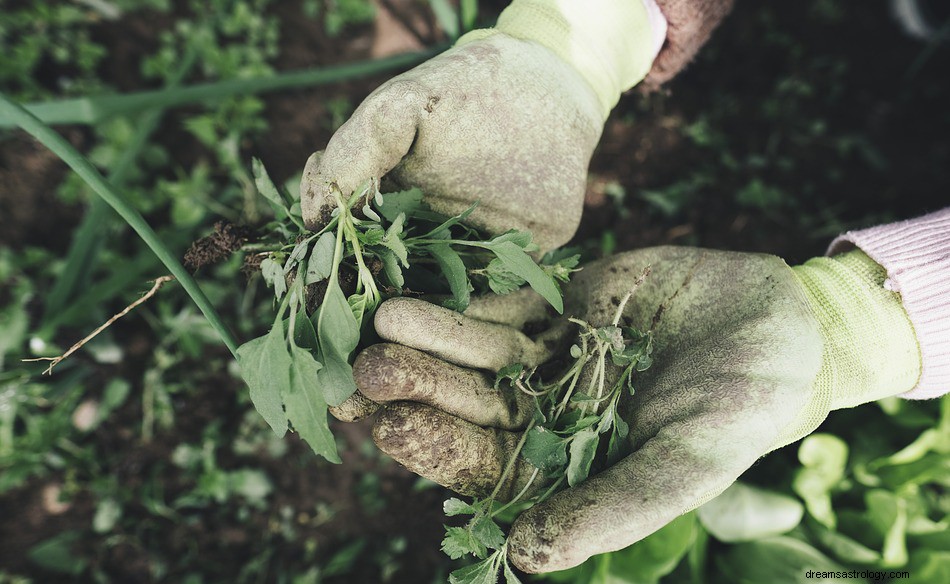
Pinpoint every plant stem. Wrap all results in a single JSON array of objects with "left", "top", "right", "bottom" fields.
[
  {"left": 0, "top": 48, "right": 445, "bottom": 128},
  {"left": 0, "top": 93, "right": 239, "bottom": 357},
  {"left": 487, "top": 418, "right": 537, "bottom": 503}
]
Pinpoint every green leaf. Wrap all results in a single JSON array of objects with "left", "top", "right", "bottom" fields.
[
  {"left": 284, "top": 240, "right": 310, "bottom": 273},
  {"left": 609, "top": 513, "right": 697, "bottom": 583},
  {"left": 502, "top": 559, "right": 523, "bottom": 584},
  {"left": 293, "top": 309, "right": 318, "bottom": 351},
  {"left": 377, "top": 188, "right": 424, "bottom": 222},
  {"left": 381, "top": 212, "right": 410, "bottom": 267},
  {"left": 866, "top": 489, "right": 908, "bottom": 567},
  {"left": 252, "top": 157, "right": 287, "bottom": 210},
  {"left": 260, "top": 257, "right": 286, "bottom": 301},
  {"left": 494, "top": 363, "right": 524, "bottom": 389},
  {"left": 543, "top": 252, "right": 581, "bottom": 282},
  {"left": 523, "top": 426, "right": 568, "bottom": 474},
  {"left": 429, "top": 0, "right": 460, "bottom": 39},
  {"left": 486, "top": 241, "right": 563, "bottom": 313},
  {"left": 809, "top": 521, "right": 881, "bottom": 565},
  {"left": 284, "top": 343, "right": 340, "bottom": 463},
  {"left": 444, "top": 497, "right": 478, "bottom": 517},
  {"left": 237, "top": 321, "right": 290, "bottom": 437},
  {"left": 28, "top": 531, "right": 87, "bottom": 576},
  {"left": 489, "top": 230, "right": 534, "bottom": 249},
  {"left": 428, "top": 243, "right": 472, "bottom": 312},
  {"left": 379, "top": 248, "right": 405, "bottom": 289},
  {"left": 904, "top": 550, "right": 950, "bottom": 584},
  {"left": 470, "top": 514, "right": 506, "bottom": 551},
  {"left": 360, "top": 227, "right": 385, "bottom": 246},
  {"left": 314, "top": 279, "right": 360, "bottom": 406},
  {"left": 696, "top": 481, "right": 804, "bottom": 542},
  {"left": 793, "top": 433, "right": 849, "bottom": 529},
  {"left": 718, "top": 536, "right": 862, "bottom": 583},
  {"left": 421, "top": 202, "right": 478, "bottom": 239},
  {"left": 485, "top": 258, "right": 526, "bottom": 295},
  {"left": 449, "top": 553, "right": 501, "bottom": 584},
  {"left": 567, "top": 429, "right": 599, "bottom": 486},
  {"left": 305, "top": 232, "right": 335, "bottom": 285},
  {"left": 442, "top": 526, "right": 487, "bottom": 560}
]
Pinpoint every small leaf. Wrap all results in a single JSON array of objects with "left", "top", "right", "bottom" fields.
[
  {"left": 305, "top": 232, "right": 336, "bottom": 285},
  {"left": 314, "top": 278, "right": 360, "bottom": 406},
  {"left": 567, "top": 429, "right": 599, "bottom": 487},
  {"left": 377, "top": 188, "right": 424, "bottom": 222},
  {"left": 522, "top": 426, "right": 568, "bottom": 474},
  {"left": 502, "top": 559, "right": 524, "bottom": 584},
  {"left": 449, "top": 553, "right": 501, "bottom": 584},
  {"left": 444, "top": 497, "right": 478, "bottom": 517},
  {"left": 381, "top": 218, "right": 410, "bottom": 268},
  {"left": 697, "top": 482, "right": 804, "bottom": 542},
  {"left": 486, "top": 241, "right": 563, "bottom": 313},
  {"left": 793, "top": 433, "right": 849, "bottom": 529},
  {"left": 293, "top": 309, "right": 318, "bottom": 351},
  {"left": 252, "top": 158, "right": 288, "bottom": 210},
  {"left": 379, "top": 249, "right": 405, "bottom": 289},
  {"left": 237, "top": 320, "right": 290, "bottom": 437},
  {"left": 260, "top": 257, "right": 287, "bottom": 301},
  {"left": 359, "top": 227, "right": 385, "bottom": 247},
  {"left": 470, "top": 514, "right": 505, "bottom": 551},
  {"left": 442, "top": 526, "right": 486, "bottom": 560},
  {"left": 283, "top": 242, "right": 310, "bottom": 279},
  {"left": 362, "top": 203, "right": 381, "bottom": 222},
  {"left": 428, "top": 243, "right": 472, "bottom": 312},
  {"left": 494, "top": 363, "right": 524, "bottom": 389},
  {"left": 485, "top": 258, "right": 526, "bottom": 295},
  {"left": 489, "top": 230, "right": 536, "bottom": 250},
  {"left": 285, "top": 343, "right": 340, "bottom": 463},
  {"left": 421, "top": 202, "right": 478, "bottom": 238}
]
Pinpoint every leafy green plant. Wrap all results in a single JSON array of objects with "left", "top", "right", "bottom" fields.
[
  {"left": 238, "top": 160, "right": 578, "bottom": 463},
  {"left": 440, "top": 273, "right": 654, "bottom": 582}
]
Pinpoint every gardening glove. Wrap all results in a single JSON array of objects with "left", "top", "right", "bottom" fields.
[
  {"left": 300, "top": 0, "right": 666, "bottom": 253},
  {"left": 356, "top": 246, "right": 922, "bottom": 573},
  {"left": 642, "top": 0, "right": 736, "bottom": 90}
]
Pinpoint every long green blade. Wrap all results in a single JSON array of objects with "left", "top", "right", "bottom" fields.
[
  {"left": 0, "top": 93, "right": 239, "bottom": 357},
  {"left": 0, "top": 48, "right": 443, "bottom": 128}
]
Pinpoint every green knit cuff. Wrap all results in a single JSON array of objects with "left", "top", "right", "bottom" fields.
[
  {"left": 458, "top": 0, "right": 657, "bottom": 119},
  {"left": 797, "top": 250, "right": 921, "bottom": 408}
]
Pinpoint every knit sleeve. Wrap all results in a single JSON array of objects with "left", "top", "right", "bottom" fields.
[{"left": 828, "top": 208, "right": 950, "bottom": 399}]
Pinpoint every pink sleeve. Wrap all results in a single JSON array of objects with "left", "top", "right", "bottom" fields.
[{"left": 828, "top": 208, "right": 950, "bottom": 400}]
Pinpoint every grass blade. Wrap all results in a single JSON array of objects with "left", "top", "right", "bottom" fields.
[
  {"left": 0, "top": 93, "right": 239, "bottom": 357},
  {"left": 0, "top": 48, "right": 443, "bottom": 128}
]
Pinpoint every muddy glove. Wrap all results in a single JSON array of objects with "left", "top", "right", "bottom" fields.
[
  {"left": 643, "top": 0, "right": 736, "bottom": 89},
  {"left": 356, "top": 246, "right": 921, "bottom": 572},
  {"left": 300, "top": 0, "right": 665, "bottom": 252}
]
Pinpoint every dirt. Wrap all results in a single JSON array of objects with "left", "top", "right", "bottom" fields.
[
  {"left": 183, "top": 221, "right": 253, "bottom": 271},
  {"left": 0, "top": 131, "right": 88, "bottom": 252}
]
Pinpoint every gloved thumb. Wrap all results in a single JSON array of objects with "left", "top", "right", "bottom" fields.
[{"left": 506, "top": 404, "right": 781, "bottom": 573}]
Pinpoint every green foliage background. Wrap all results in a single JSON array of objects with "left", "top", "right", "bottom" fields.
[{"left": 0, "top": 1, "right": 947, "bottom": 582}]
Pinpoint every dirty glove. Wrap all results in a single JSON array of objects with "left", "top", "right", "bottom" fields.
[
  {"left": 643, "top": 0, "right": 736, "bottom": 90},
  {"left": 356, "top": 246, "right": 921, "bottom": 572},
  {"left": 300, "top": 0, "right": 665, "bottom": 252}
]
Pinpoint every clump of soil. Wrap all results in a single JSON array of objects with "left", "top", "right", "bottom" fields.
[{"left": 183, "top": 221, "right": 253, "bottom": 271}]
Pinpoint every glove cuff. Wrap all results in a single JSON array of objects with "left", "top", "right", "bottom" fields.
[
  {"left": 458, "top": 0, "right": 665, "bottom": 119},
  {"left": 792, "top": 250, "right": 922, "bottom": 412}
]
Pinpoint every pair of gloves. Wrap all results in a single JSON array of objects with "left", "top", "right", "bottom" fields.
[{"left": 298, "top": 0, "right": 923, "bottom": 573}]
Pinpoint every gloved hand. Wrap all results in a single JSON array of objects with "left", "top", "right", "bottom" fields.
[
  {"left": 300, "top": 0, "right": 664, "bottom": 253},
  {"left": 355, "top": 246, "right": 921, "bottom": 572}
]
